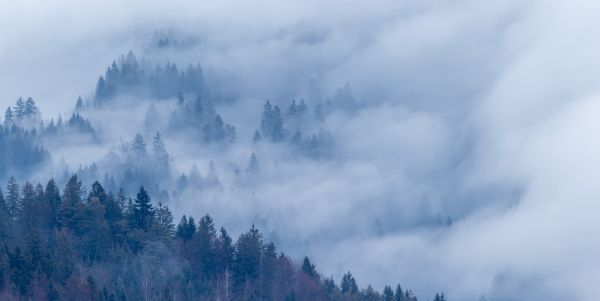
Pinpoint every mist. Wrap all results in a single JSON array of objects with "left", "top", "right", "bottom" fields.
[{"left": 1, "top": 0, "right": 599, "bottom": 300}]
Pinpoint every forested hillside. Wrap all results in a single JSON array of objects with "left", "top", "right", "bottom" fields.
[{"left": 0, "top": 176, "right": 445, "bottom": 301}]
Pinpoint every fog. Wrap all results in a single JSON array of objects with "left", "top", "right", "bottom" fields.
[{"left": 1, "top": 0, "right": 599, "bottom": 299}]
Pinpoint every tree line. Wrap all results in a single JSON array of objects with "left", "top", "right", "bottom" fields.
[{"left": 0, "top": 175, "right": 445, "bottom": 300}]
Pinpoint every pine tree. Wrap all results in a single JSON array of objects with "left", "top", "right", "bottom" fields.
[
  {"left": 253, "top": 130, "right": 262, "bottom": 143},
  {"left": 58, "top": 175, "right": 83, "bottom": 230},
  {"left": 75, "top": 96, "right": 84, "bottom": 111},
  {"left": 301, "top": 257, "right": 318, "bottom": 280},
  {"left": 20, "top": 182, "right": 37, "bottom": 233},
  {"left": 155, "top": 201, "right": 175, "bottom": 237},
  {"left": 260, "top": 101, "right": 273, "bottom": 136},
  {"left": 89, "top": 181, "right": 108, "bottom": 204},
  {"left": 151, "top": 132, "right": 169, "bottom": 169},
  {"left": 6, "top": 177, "right": 21, "bottom": 221},
  {"left": 271, "top": 106, "right": 284, "bottom": 142},
  {"left": 341, "top": 271, "right": 358, "bottom": 295},
  {"left": 176, "top": 215, "right": 193, "bottom": 241},
  {"left": 131, "top": 134, "right": 147, "bottom": 155},
  {"left": 44, "top": 179, "right": 61, "bottom": 229},
  {"left": 287, "top": 99, "right": 298, "bottom": 116},
  {"left": 14, "top": 97, "right": 26, "bottom": 119},
  {"left": 217, "top": 227, "right": 234, "bottom": 273},
  {"left": 0, "top": 188, "right": 10, "bottom": 239},
  {"left": 133, "top": 186, "right": 154, "bottom": 231},
  {"left": 260, "top": 101, "right": 285, "bottom": 142},
  {"left": 4, "top": 107, "right": 14, "bottom": 126},
  {"left": 383, "top": 285, "right": 394, "bottom": 301},
  {"left": 189, "top": 215, "right": 218, "bottom": 281},
  {"left": 246, "top": 153, "right": 259, "bottom": 173},
  {"left": 395, "top": 284, "right": 404, "bottom": 301},
  {"left": 234, "top": 224, "right": 264, "bottom": 296},
  {"left": 95, "top": 76, "right": 108, "bottom": 100},
  {"left": 24, "top": 98, "right": 39, "bottom": 120}
]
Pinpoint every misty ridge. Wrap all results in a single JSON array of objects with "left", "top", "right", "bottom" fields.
[
  {"left": 0, "top": 32, "right": 450, "bottom": 300},
  {"left": 4, "top": 0, "right": 600, "bottom": 300}
]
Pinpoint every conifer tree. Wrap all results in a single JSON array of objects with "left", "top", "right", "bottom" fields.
[
  {"left": 253, "top": 130, "right": 262, "bottom": 143},
  {"left": 44, "top": 179, "right": 61, "bottom": 229},
  {"left": 341, "top": 271, "right": 358, "bottom": 295},
  {"left": 189, "top": 215, "right": 218, "bottom": 281},
  {"left": 58, "top": 175, "right": 83, "bottom": 230},
  {"left": 301, "top": 257, "right": 318, "bottom": 280},
  {"left": 75, "top": 96, "right": 84, "bottom": 111},
  {"left": 395, "top": 284, "right": 404, "bottom": 301},
  {"left": 383, "top": 285, "right": 394, "bottom": 301},
  {"left": 155, "top": 201, "right": 175, "bottom": 237},
  {"left": 20, "top": 182, "right": 37, "bottom": 233},
  {"left": 246, "top": 153, "right": 259, "bottom": 173},
  {"left": 14, "top": 97, "right": 25, "bottom": 119},
  {"left": 152, "top": 132, "right": 169, "bottom": 170},
  {"left": 4, "top": 107, "right": 14, "bottom": 126},
  {"left": 131, "top": 133, "right": 147, "bottom": 155},
  {"left": 0, "top": 188, "right": 10, "bottom": 239},
  {"left": 6, "top": 177, "right": 21, "bottom": 221},
  {"left": 133, "top": 186, "right": 153, "bottom": 231}
]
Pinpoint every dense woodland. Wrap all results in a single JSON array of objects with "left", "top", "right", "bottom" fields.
[
  {"left": 0, "top": 49, "right": 450, "bottom": 300},
  {"left": 0, "top": 176, "right": 446, "bottom": 300}
]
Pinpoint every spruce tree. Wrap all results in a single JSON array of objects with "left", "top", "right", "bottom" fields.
[
  {"left": 383, "top": 285, "right": 394, "bottom": 301},
  {"left": 58, "top": 175, "right": 83, "bottom": 230},
  {"left": 253, "top": 130, "right": 262, "bottom": 143},
  {"left": 131, "top": 134, "right": 147, "bottom": 155},
  {"left": 4, "top": 107, "right": 14, "bottom": 126},
  {"left": 6, "top": 177, "right": 21, "bottom": 221},
  {"left": 0, "top": 188, "right": 10, "bottom": 239},
  {"left": 14, "top": 97, "right": 25, "bottom": 119},
  {"left": 20, "top": 182, "right": 37, "bottom": 233},
  {"left": 341, "top": 271, "right": 358, "bottom": 295},
  {"left": 75, "top": 96, "right": 84, "bottom": 111},
  {"left": 395, "top": 284, "right": 404, "bottom": 301},
  {"left": 246, "top": 153, "right": 259, "bottom": 173},
  {"left": 44, "top": 179, "right": 61, "bottom": 229},
  {"left": 301, "top": 257, "right": 318, "bottom": 279},
  {"left": 133, "top": 186, "right": 153, "bottom": 231},
  {"left": 152, "top": 132, "right": 169, "bottom": 169}
]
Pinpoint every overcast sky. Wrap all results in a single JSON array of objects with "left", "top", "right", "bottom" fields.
[{"left": 2, "top": 0, "right": 600, "bottom": 300}]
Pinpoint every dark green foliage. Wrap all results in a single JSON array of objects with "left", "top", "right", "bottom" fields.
[
  {"left": 132, "top": 186, "right": 154, "bottom": 231},
  {"left": 6, "top": 177, "right": 21, "bottom": 221},
  {"left": 383, "top": 285, "right": 394, "bottom": 301},
  {"left": 0, "top": 177, "right": 433, "bottom": 300},
  {"left": 341, "top": 271, "right": 359, "bottom": 295},
  {"left": 301, "top": 256, "right": 319, "bottom": 280}
]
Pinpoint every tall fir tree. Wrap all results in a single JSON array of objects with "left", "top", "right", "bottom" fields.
[
  {"left": 6, "top": 177, "right": 21, "bottom": 221},
  {"left": 133, "top": 186, "right": 153, "bottom": 231}
]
